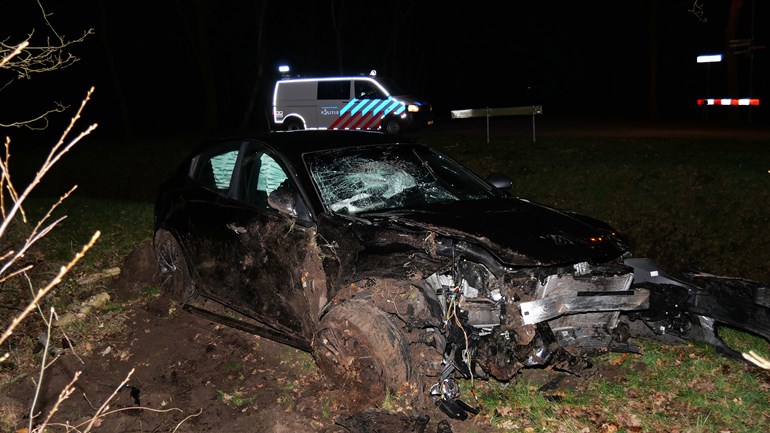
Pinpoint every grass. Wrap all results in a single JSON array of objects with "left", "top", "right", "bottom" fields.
[
  {"left": 24, "top": 196, "right": 155, "bottom": 264},
  {"left": 465, "top": 341, "right": 769, "bottom": 432},
  {"left": 217, "top": 389, "right": 256, "bottom": 408},
  {"left": 422, "top": 132, "right": 770, "bottom": 283},
  {"left": 6, "top": 127, "right": 770, "bottom": 431}
]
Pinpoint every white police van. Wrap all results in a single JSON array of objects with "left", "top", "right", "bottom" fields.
[{"left": 271, "top": 71, "right": 433, "bottom": 135}]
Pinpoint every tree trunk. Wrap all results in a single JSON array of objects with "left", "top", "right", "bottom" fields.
[
  {"left": 178, "top": 0, "right": 218, "bottom": 132},
  {"left": 97, "top": 3, "right": 132, "bottom": 136},
  {"left": 331, "top": 0, "right": 345, "bottom": 74},
  {"left": 241, "top": 1, "right": 270, "bottom": 130},
  {"left": 647, "top": 0, "right": 660, "bottom": 121},
  {"left": 725, "top": 0, "right": 744, "bottom": 122}
]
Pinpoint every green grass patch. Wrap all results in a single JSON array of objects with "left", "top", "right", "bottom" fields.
[
  {"left": 141, "top": 285, "right": 162, "bottom": 298},
  {"left": 424, "top": 133, "right": 770, "bottom": 282},
  {"left": 217, "top": 389, "right": 256, "bottom": 408},
  {"left": 470, "top": 335, "right": 769, "bottom": 433}
]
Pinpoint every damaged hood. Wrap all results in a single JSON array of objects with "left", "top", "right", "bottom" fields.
[{"left": 361, "top": 198, "right": 628, "bottom": 266}]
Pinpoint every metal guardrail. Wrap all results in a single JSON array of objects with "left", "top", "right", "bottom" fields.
[{"left": 450, "top": 105, "right": 543, "bottom": 143}]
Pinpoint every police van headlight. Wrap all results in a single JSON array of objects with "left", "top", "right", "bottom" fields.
[{"left": 407, "top": 104, "right": 421, "bottom": 113}]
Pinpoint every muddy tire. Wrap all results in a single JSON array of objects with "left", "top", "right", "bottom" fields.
[
  {"left": 313, "top": 298, "right": 411, "bottom": 409},
  {"left": 153, "top": 229, "right": 196, "bottom": 303}
]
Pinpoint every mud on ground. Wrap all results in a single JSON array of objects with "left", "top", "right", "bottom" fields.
[{"left": 2, "top": 241, "right": 627, "bottom": 433}]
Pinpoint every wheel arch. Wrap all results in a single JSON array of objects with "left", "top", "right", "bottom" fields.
[{"left": 281, "top": 115, "right": 306, "bottom": 131}]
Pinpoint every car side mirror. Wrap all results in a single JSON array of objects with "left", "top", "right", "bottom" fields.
[{"left": 485, "top": 173, "right": 512, "bottom": 192}]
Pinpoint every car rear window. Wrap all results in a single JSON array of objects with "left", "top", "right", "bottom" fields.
[{"left": 194, "top": 147, "right": 239, "bottom": 193}]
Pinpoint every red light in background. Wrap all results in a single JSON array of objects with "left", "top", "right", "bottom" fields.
[{"left": 697, "top": 98, "right": 760, "bottom": 106}]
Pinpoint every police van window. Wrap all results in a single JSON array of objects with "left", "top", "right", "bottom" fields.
[
  {"left": 355, "top": 81, "right": 386, "bottom": 99},
  {"left": 317, "top": 80, "right": 350, "bottom": 100}
]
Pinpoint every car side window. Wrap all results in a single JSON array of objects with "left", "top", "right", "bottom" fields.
[
  {"left": 240, "top": 151, "right": 288, "bottom": 209},
  {"left": 256, "top": 154, "right": 288, "bottom": 198},
  {"left": 237, "top": 144, "right": 311, "bottom": 220},
  {"left": 194, "top": 146, "right": 240, "bottom": 193}
]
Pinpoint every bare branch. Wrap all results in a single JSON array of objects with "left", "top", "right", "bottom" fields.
[
  {"left": 0, "top": 28, "right": 93, "bottom": 79},
  {"left": 0, "top": 87, "right": 96, "bottom": 240},
  {"left": 45, "top": 405, "right": 194, "bottom": 432},
  {"left": 0, "top": 0, "right": 94, "bottom": 130},
  {"left": 0, "top": 5, "right": 103, "bottom": 431},
  {"left": 28, "top": 307, "right": 57, "bottom": 431},
  {"left": 33, "top": 371, "right": 82, "bottom": 432},
  {"left": 173, "top": 408, "right": 204, "bottom": 432},
  {"left": 0, "top": 263, "right": 33, "bottom": 285},
  {"left": 0, "top": 102, "right": 68, "bottom": 130},
  {"left": 0, "top": 40, "right": 29, "bottom": 69},
  {"left": 82, "top": 368, "right": 135, "bottom": 433},
  {"left": 0, "top": 230, "right": 100, "bottom": 349},
  {"left": 0, "top": 137, "right": 22, "bottom": 222}
]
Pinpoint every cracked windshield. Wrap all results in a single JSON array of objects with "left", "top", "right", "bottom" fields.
[{"left": 308, "top": 145, "right": 496, "bottom": 215}]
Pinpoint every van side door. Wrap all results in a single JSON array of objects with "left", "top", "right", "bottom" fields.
[{"left": 316, "top": 79, "right": 352, "bottom": 129}]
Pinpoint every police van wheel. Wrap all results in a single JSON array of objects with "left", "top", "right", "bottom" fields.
[
  {"left": 285, "top": 119, "right": 304, "bottom": 131},
  {"left": 384, "top": 119, "right": 402, "bottom": 135}
]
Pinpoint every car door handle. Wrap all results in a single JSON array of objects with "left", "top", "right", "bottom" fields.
[{"left": 226, "top": 223, "right": 247, "bottom": 234}]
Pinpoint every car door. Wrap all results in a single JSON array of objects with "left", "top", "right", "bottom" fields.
[{"left": 185, "top": 140, "right": 315, "bottom": 341}]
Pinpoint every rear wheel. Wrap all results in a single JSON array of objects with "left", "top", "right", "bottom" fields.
[
  {"left": 153, "top": 229, "right": 196, "bottom": 303},
  {"left": 313, "top": 298, "right": 411, "bottom": 409},
  {"left": 284, "top": 118, "right": 304, "bottom": 131}
]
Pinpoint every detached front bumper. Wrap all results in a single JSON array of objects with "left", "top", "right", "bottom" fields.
[{"left": 519, "top": 272, "right": 646, "bottom": 325}]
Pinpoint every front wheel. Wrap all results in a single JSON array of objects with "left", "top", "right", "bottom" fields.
[
  {"left": 383, "top": 118, "right": 402, "bottom": 135},
  {"left": 312, "top": 298, "right": 411, "bottom": 409}
]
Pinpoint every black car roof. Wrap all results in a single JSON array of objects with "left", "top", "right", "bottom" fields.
[
  {"left": 263, "top": 130, "right": 417, "bottom": 158},
  {"left": 194, "top": 130, "right": 418, "bottom": 162}
]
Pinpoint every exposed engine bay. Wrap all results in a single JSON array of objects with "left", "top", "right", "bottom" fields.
[{"left": 403, "top": 243, "right": 770, "bottom": 420}]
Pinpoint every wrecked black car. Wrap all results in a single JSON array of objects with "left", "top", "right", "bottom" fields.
[{"left": 153, "top": 130, "right": 770, "bottom": 419}]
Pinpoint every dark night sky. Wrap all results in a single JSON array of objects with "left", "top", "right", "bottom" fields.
[{"left": 2, "top": 1, "right": 767, "bottom": 140}]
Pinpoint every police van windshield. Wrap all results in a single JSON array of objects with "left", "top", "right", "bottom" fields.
[{"left": 355, "top": 81, "right": 387, "bottom": 99}]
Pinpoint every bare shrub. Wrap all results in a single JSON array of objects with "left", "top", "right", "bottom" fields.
[{"left": 1, "top": 3, "right": 101, "bottom": 430}]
